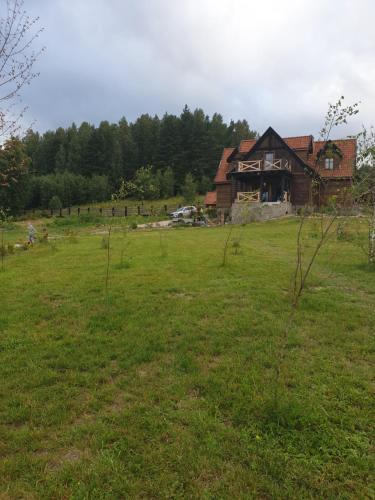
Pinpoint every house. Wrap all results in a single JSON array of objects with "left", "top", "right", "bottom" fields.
[{"left": 207, "top": 127, "right": 356, "bottom": 212}]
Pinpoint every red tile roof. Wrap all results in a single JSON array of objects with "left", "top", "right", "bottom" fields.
[
  {"left": 239, "top": 139, "right": 257, "bottom": 153},
  {"left": 214, "top": 147, "right": 235, "bottom": 183},
  {"left": 308, "top": 139, "right": 356, "bottom": 178},
  {"left": 284, "top": 135, "right": 313, "bottom": 150},
  {"left": 204, "top": 191, "right": 217, "bottom": 206}
]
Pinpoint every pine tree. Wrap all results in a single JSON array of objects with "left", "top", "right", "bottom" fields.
[
  {"left": 228, "top": 119, "right": 257, "bottom": 147},
  {"left": 55, "top": 144, "right": 66, "bottom": 171},
  {"left": 181, "top": 173, "right": 196, "bottom": 204},
  {"left": 66, "top": 123, "right": 81, "bottom": 173},
  {"left": 118, "top": 117, "right": 138, "bottom": 179},
  {"left": 162, "top": 166, "right": 175, "bottom": 198}
]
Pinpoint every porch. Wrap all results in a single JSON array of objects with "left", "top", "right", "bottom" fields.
[
  {"left": 236, "top": 190, "right": 290, "bottom": 203},
  {"left": 230, "top": 169, "right": 292, "bottom": 204}
]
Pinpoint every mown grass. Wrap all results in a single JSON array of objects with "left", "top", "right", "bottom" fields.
[{"left": 0, "top": 217, "right": 373, "bottom": 498}]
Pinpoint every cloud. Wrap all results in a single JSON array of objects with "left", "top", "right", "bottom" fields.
[{"left": 21, "top": 0, "right": 375, "bottom": 138}]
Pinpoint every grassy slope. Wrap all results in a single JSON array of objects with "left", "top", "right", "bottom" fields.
[
  {"left": 74, "top": 195, "right": 204, "bottom": 210},
  {"left": 0, "top": 218, "right": 373, "bottom": 498}
]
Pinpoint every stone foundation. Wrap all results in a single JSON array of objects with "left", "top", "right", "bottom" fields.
[{"left": 231, "top": 201, "right": 293, "bottom": 224}]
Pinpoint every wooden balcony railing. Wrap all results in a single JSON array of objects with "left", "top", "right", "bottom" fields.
[
  {"left": 237, "top": 190, "right": 260, "bottom": 202},
  {"left": 237, "top": 159, "right": 291, "bottom": 172}
]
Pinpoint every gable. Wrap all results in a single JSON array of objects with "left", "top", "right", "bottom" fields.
[
  {"left": 243, "top": 127, "right": 318, "bottom": 178},
  {"left": 308, "top": 138, "right": 356, "bottom": 178}
]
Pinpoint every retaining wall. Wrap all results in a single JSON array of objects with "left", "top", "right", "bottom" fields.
[{"left": 231, "top": 201, "right": 294, "bottom": 224}]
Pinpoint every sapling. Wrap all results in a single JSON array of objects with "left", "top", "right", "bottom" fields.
[
  {"left": 1, "top": 228, "right": 4, "bottom": 272},
  {"left": 221, "top": 224, "right": 234, "bottom": 267},
  {"left": 273, "top": 97, "right": 360, "bottom": 410},
  {"left": 159, "top": 230, "right": 168, "bottom": 258},
  {"left": 105, "top": 225, "right": 112, "bottom": 296},
  {"left": 353, "top": 126, "right": 375, "bottom": 265},
  {"left": 117, "top": 223, "right": 131, "bottom": 269}
]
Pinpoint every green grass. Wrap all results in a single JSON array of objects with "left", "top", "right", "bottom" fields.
[
  {"left": 79, "top": 195, "right": 203, "bottom": 210},
  {"left": 0, "top": 218, "right": 373, "bottom": 498}
]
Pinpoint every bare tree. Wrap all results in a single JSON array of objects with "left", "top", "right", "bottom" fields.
[
  {"left": 0, "top": 0, "right": 44, "bottom": 138},
  {"left": 273, "top": 97, "right": 360, "bottom": 408},
  {"left": 353, "top": 126, "right": 375, "bottom": 264}
]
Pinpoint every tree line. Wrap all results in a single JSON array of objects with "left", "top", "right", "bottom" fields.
[{"left": 1, "top": 106, "right": 255, "bottom": 211}]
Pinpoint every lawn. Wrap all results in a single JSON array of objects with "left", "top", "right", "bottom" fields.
[{"left": 0, "top": 217, "right": 373, "bottom": 498}]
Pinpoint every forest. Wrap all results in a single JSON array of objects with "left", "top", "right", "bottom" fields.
[{"left": 0, "top": 106, "right": 256, "bottom": 212}]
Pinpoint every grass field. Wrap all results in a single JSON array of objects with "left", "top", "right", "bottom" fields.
[{"left": 0, "top": 217, "right": 374, "bottom": 498}]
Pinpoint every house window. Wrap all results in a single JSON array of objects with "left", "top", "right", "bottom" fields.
[
  {"left": 264, "top": 152, "right": 274, "bottom": 170},
  {"left": 325, "top": 158, "right": 334, "bottom": 170}
]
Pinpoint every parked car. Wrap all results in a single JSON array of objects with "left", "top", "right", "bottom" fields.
[{"left": 170, "top": 206, "right": 197, "bottom": 219}]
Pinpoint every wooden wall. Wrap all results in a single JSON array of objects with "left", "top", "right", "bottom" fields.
[
  {"left": 319, "top": 179, "right": 352, "bottom": 205},
  {"left": 216, "top": 183, "right": 232, "bottom": 208},
  {"left": 290, "top": 162, "right": 312, "bottom": 206}
]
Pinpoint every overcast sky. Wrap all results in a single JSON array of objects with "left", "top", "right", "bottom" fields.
[{"left": 22, "top": 0, "right": 375, "bottom": 138}]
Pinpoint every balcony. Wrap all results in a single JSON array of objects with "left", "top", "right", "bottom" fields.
[
  {"left": 236, "top": 190, "right": 260, "bottom": 202},
  {"left": 236, "top": 159, "right": 291, "bottom": 173},
  {"left": 236, "top": 190, "right": 290, "bottom": 203}
]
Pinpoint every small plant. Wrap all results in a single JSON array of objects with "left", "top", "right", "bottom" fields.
[
  {"left": 130, "top": 222, "right": 138, "bottom": 230},
  {"left": 105, "top": 225, "right": 112, "bottom": 296},
  {"left": 159, "top": 231, "right": 168, "bottom": 258},
  {"left": 115, "top": 253, "right": 131, "bottom": 270},
  {"left": 309, "top": 218, "right": 320, "bottom": 239},
  {"left": 336, "top": 220, "right": 351, "bottom": 241},
  {"left": 101, "top": 237, "right": 109, "bottom": 249},
  {"left": 115, "top": 223, "right": 131, "bottom": 269},
  {"left": 65, "top": 230, "right": 78, "bottom": 244},
  {"left": 39, "top": 227, "right": 49, "bottom": 244},
  {"left": 7, "top": 243, "right": 14, "bottom": 254},
  {"left": 49, "top": 241, "right": 58, "bottom": 253},
  {"left": 221, "top": 225, "right": 234, "bottom": 267},
  {"left": 232, "top": 238, "right": 241, "bottom": 255}
]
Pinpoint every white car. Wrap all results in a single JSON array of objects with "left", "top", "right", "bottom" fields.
[{"left": 170, "top": 206, "right": 197, "bottom": 219}]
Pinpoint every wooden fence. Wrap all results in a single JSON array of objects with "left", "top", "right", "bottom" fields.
[{"left": 26, "top": 204, "right": 182, "bottom": 218}]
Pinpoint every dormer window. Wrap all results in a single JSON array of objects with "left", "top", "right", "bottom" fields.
[{"left": 325, "top": 158, "right": 334, "bottom": 170}]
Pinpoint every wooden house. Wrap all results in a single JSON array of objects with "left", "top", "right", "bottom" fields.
[{"left": 206, "top": 127, "right": 356, "bottom": 210}]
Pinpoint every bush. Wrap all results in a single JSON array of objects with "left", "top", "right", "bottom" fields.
[{"left": 48, "top": 195, "right": 62, "bottom": 211}]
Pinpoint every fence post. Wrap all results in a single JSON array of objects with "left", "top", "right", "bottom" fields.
[
  {"left": 99, "top": 207, "right": 102, "bottom": 216},
  {"left": 137, "top": 206, "right": 140, "bottom": 215},
  {"left": 112, "top": 207, "right": 115, "bottom": 217},
  {"left": 59, "top": 208, "right": 62, "bottom": 217},
  {"left": 78, "top": 207, "right": 80, "bottom": 216},
  {"left": 164, "top": 204, "right": 167, "bottom": 214},
  {"left": 124, "top": 206, "right": 128, "bottom": 217},
  {"left": 68, "top": 207, "right": 71, "bottom": 216},
  {"left": 87, "top": 207, "right": 90, "bottom": 214}
]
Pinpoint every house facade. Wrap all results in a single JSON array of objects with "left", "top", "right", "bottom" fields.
[{"left": 204, "top": 127, "right": 356, "bottom": 211}]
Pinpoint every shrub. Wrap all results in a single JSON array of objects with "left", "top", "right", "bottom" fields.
[{"left": 48, "top": 195, "right": 62, "bottom": 211}]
